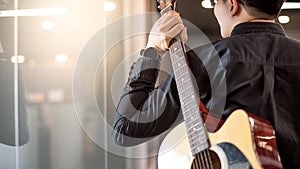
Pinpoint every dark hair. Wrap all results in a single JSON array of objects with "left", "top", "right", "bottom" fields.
[{"left": 238, "top": 0, "right": 286, "bottom": 19}]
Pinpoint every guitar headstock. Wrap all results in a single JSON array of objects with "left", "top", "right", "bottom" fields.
[{"left": 158, "top": 0, "right": 177, "bottom": 15}]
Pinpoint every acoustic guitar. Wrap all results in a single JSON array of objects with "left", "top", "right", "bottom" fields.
[{"left": 157, "top": 0, "right": 283, "bottom": 168}]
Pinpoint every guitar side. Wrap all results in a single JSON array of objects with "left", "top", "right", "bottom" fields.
[{"left": 158, "top": 109, "right": 283, "bottom": 169}]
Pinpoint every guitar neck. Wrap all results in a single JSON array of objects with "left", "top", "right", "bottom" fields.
[
  {"left": 159, "top": 0, "right": 209, "bottom": 156},
  {"left": 169, "top": 40, "right": 209, "bottom": 155}
]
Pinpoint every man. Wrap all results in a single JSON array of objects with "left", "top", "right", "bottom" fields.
[{"left": 113, "top": 0, "right": 300, "bottom": 168}]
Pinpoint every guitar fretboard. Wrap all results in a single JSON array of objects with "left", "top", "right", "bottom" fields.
[{"left": 169, "top": 40, "right": 209, "bottom": 156}]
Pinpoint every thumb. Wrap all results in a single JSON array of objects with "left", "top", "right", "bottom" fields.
[{"left": 180, "top": 27, "right": 188, "bottom": 44}]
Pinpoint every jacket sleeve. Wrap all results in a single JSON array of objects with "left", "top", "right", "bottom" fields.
[{"left": 112, "top": 55, "right": 183, "bottom": 147}]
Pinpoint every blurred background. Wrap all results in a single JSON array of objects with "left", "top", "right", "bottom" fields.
[{"left": 0, "top": 0, "right": 299, "bottom": 169}]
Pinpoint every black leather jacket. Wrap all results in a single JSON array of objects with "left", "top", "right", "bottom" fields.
[{"left": 113, "top": 22, "right": 300, "bottom": 169}]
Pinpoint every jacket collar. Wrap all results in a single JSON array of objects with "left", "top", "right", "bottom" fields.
[{"left": 231, "top": 22, "right": 286, "bottom": 36}]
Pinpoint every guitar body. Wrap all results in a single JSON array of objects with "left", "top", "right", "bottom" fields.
[{"left": 158, "top": 109, "right": 283, "bottom": 169}]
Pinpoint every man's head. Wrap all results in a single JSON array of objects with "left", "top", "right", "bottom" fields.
[{"left": 212, "top": 0, "right": 285, "bottom": 37}]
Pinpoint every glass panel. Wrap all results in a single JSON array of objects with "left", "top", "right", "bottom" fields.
[{"left": 1, "top": 0, "right": 129, "bottom": 168}]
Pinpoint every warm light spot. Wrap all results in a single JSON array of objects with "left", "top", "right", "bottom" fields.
[
  {"left": 201, "top": 0, "right": 213, "bottom": 9},
  {"left": 11, "top": 55, "right": 25, "bottom": 63},
  {"left": 0, "top": 8, "right": 68, "bottom": 17},
  {"left": 55, "top": 54, "right": 68, "bottom": 64},
  {"left": 27, "top": 92, "right": 46, "bottom": 103},
  {"left": 104, "top": 2, "right": 116, "bottom": 11},
  {"left": 278, "top": 15, "right": 290, "bottom": 24}
]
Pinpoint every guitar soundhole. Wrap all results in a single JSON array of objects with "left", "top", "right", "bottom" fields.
[{"left": 191, "top": 149, "right": 221, "bottom": 169}]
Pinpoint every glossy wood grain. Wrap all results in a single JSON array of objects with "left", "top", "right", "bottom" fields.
[{"left": 248, "top": 113, "right": 283, "bottom": 169}]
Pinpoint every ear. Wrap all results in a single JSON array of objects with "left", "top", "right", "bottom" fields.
[{"left": 230, "top": 0, "right": 240, "bottom": 16}]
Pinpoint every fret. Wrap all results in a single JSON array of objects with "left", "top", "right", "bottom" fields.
[
  {"left": 188, "top": 129, "right": 207, "bottom": 140},
  {"left": 174, "top": 57, "right": 185, "bottom": 66},
  {"left": 180, "top": 92, "right": 195, "bottom": 105},
  {"left": 173, "top": 60, "right": 185, "bottom": 73},
  {"left": 187, "top": 122, "right": 202, "bottom": 133},
  {"left": 176, "top": 83, "right": 183, "bottom": 93},
  {"left": 185, "top": 111, "right": 200, "bottom": 123},
  {"left": 190, "top": 143, "right": 209, "bottom": 154},
  {"left": 177, "top": 82, "right": 193, "bottom": 94},
  {"left": 190, "top": 143, "right": 209, "bottom": 155},
  {"left": 177, "top": 73, "right": 190, "bottom": 87},
  {"left": 171, "top": 53, "right": 185, "bottom": 67},
  {"left": 180, "top": 97, "right": 197, "bottom": 109},
  {"left": 179, "top": 86, "right": 194, "bottom": 99},
  {"left": 189, "top": 139, "right": 208, "bottom": 152},
  {"left": 186, "top": 117, "right": 203, "bottom": 130},
  {"left": 175, "top": 70, "right": 189, "bottom": 81},
  {"left": 188, "top": 134, "right": 207, "bottom": 145},
  {"left": 181, "top": 102, "right": 198, "bottom": 115},
  {"left": 170, "top": 41, "right": 183, "bottom": 53},
  {"left": 174, "top": 70, "right": 189, "bottom": 84},
  {"left": 189, "top": 133, "right": 208, "bottom": 147},
  {"left": 177, "top": 84, "right": 193, "bottom": 95},
  {"left": 181, "top": 97, "right": 196, "bottom": 107},
  {"left": 182, "top": 108, "right": 197, "bottom": 119},
  {"left": 189, "top": 133, "right": 208, "bottom": 145},
  {"left": 179, "top": 90, "right": 195, "bottom": 103},
  {"left": 188, "top": 123, "right": 204, "bottom": 132},
  {"left": 184, "top": 110, "right": 201, "bottom": 121},
  {"left": 174, "top": 62, "right": 187, "bottom": 76},
  {"left": 182, "top": 109, "right": 200, "bottom": 122},
  {"left": 187, "top": 128, "right": 206, "bottom": 137}
]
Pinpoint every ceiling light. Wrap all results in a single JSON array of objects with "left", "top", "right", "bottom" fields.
[
  {"left": 104, "top": 2, "right": 116, "bottom": 11},
  {"left": 282, "top": 2, "right": 300, "bottom": 9},
  {"left": 278, "top": 15, "right": 290, "bottom": 24},
  {"left": 11, "top": 55, "right": 25, "bottom": 63},
  {"left": 0, "top": 8, "right": 68, "bottom": 17},
  {"left": 55, "top": 54, "right": 68, "bottom": 64},
  {"left": 41, "top": 21, "right": 55, "bottom": 30},
  {"left": 201, "top": 0, "right": 213, "bottom": 9}
]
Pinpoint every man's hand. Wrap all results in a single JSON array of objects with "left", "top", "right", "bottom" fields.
[{"left": 146, "top": 11, "right": 188, "bottom": 55}]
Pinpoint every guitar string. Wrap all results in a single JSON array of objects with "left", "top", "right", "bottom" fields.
[
  {"left": 198, "top": 155, "right": 204, "bottom": 169},
  {"left": 195, "top": 154, "right": 201, "bottom": 169},
  {"left": 204, "top": 150, "right": 210, "bottom": 169},
  {"left": 194, "top": 155, "right": 200, "bottom": 169},
  {"left": 206, "top": 149, "right": 214, "bottom": 168},
  {"left": 200, "top": 152, "right": 205, "bottom": 169},
  {"left": 205, "top": 149, "right": 213, "bottom": 169},
  {"left": 195, "top": 150, "right": 213, "bottom": 169},
  {"left": 197, "top": 155, "right": 202, "bottom": 169}
]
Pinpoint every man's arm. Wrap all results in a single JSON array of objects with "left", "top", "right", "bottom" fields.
[
  {"left": 112, "top": 52, "right": 183, "bottom": 146},
  {"left": 113, "top": 11, "right": 187, "bottom": 147}
]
